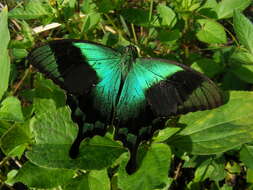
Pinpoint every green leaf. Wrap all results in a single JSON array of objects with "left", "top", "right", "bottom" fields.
[
  {"left": 0, "top": 7, "right": 10, "bottom": 55},
  {"left": 94, "top": 0, "right": 124, "bottom": 13},
  {"left": 220, "top": 184, "right": 233, "bottom": 190},
  {"left": 214, "top": 0, "right": 251, "bottom": 19},
  {"left": 193, "top": 156, "right": 225, "bottom": 182},
  {"left": 231, "top": 48, "right": 253, "bottom": 64},
  {"left": 63, "top": 169, "right": 110, "bottom": 190},
  {"left": 225, "top": 161, "right": 241, "bottom": 174},
  {"left": 0, "top": 97, "right": 24, "bottom": 122},
  {"left": 0, "top": 121, "right": 12, "bottom": 138},
  {"left": 13, "top": 162, "right": 74, "bottom": 188},
  {"left": 231, "top": 64, "right": 253, "bottom": 84},
  {"left": 11, "top": 48, "right": 28, "bottom": 60},
  {"left": 0, "top": 7, "right": 10, "bottom": 101},
  {"left": 8, "top": 0, "right": 54, "bottom": 19},
  {"left": 82, "top": 13, "right": 101, "bottom": 32},
  {"left": 198, "top": 0, "right": 218, "bottom": 19},
  {"left": 247, "top": 168, "right": 253, "bottom": 183},
  {"left": 117, "top": 143, "right": 172, "bottom": 190},
  {"left": 196, "top": 19, "right": 227, "bottom": 44},
  {"left": 157, "top": 4, "right": 177, "bottom": 28},
  {"left": 191, "top": 58, "right": 224, "bottom": 78},
  {"left": 0, "top": 123, "right": 30, "bottom": 157},
  {"left": 153, "top": 127, "right": 181, "bottom": 143},
  {"left": 240, "top": 144, "right": 253, "bottom": 170},
  {"left": 201, "top": 0, "right": 218, "bottom": 9},
  {"left": 168, "top": 91, "right": 253, "bottom": 155},
  {"left": 157, "top": 29, "right": 181, "bottom": 44},
  {"left": 81, "top": 0, "right": 97, "bottom": 14},
  {"left": 222, "top": 72, "right": 248, "bottom": 90},
  {"left": 26, "top": 107, "right": 125, "bottom": 170},
  {"left": 5, "top": 170, "right": 18, "bottom": 186},
  {"left": 121, "top": 8, "right": 159, "bottom": 27},
  {"left": 32, "top": 75, "right": 66, "bottom": 115},
  {"left": 233, "top": 10, "right": 253, "bottom": 54}
]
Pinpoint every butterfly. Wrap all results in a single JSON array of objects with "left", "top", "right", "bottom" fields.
[{"left": 28, "top": 39, "right": 224, "bottom": 173}]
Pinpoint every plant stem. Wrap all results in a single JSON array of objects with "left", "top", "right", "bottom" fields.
[
  {"left": 131, "top": 24, "right": 138, "bottom": 44},
  {"left": 104, "top": 13, "right": 122, "bottom": 36},
  {"left": 13, "top": 66, "right": 31, "bottom": 96},
  {"left": 149, "top": 0, "right": 153, "bottom": 22}
]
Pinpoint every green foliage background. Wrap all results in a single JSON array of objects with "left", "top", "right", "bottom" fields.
[{"left": 0, "top": 0, "right": 253, "bottom": 189}]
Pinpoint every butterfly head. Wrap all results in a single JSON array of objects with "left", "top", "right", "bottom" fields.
[
  {"left": 120, "top": 45, "right": 139, "bottom": 77},
  {"left": 123, "top": 45, "right": 138, "bottom": 60}
]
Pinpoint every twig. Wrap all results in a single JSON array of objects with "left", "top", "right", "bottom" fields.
[
  {"left": 11, "top": 157, "right": 22, "bottom": 168},
  {"left": 173, "top": 161, "right": 182, "bottom": 180},
  {"left": 0, "top": 2, "right": 4, "bottom": 9},
  {"left": 32, "top": 22, "right": 62, "bottom": 34},
  {"left": 0, "top": 156, "right": 10, "bottom": 167},
  {"left": 13, "top": 66, "right": 31, "bottom": 96},
  {"left": 131, "top": 23, "right": 138, "bottom": 44}
]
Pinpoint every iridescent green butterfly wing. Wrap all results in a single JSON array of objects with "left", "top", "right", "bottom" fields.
[
  {"left": 114, "top": 56, "right": 223, "bottom": 173},
  {"left": 28, "top": 40, "right": 122, "bottom": 157},
  {"left": 28, "top": 40, "right": 224, "bottom": 174},
  {"left": 29, "top": 40, "right": 121, "bottom": 121}
]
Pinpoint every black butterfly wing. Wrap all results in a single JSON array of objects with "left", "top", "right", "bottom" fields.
[
  {"left": 28, "top": 40, "right": 122, "bottom": 121},
  {"left": 28, "top": 40, "right": 123, "bottom": 158},
  {"left": 143, "top": 58, "right": 224, "bottom": 117},
  {"left": 115, "top": 58, "right": 224, "bottom": 173}
]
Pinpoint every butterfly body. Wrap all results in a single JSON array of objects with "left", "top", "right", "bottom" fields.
[{"left": 28, "top": 40, "right": 224, "bottom": 173}]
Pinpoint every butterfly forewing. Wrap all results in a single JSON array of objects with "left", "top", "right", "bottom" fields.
[
  {"left": 28, "top": 40, "right": 122, "bottom": 121},
  {"left": 139, "top": 58, "right": 224, "bottom": 117}
]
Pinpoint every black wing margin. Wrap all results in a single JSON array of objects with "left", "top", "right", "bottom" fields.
[
  {"left": 28, "top": 40, "right": 99, "bottom": 95},
  {"left": 146, "top": 61, "right": 224, "bottom": 117}
]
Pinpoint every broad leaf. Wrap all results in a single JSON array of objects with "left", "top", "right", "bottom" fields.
[
  {"left": 198, "top": 0, "right": 218, "bottom": 19},
  {"left": 27, "top": 106, "right": 126, "bottom": 170},
  {"left": 247, "top": 169, "right": 253, "bottom": 184},
  {"left": 240, "top": 144, "right": 253, "bottom": 170},
  {"left": 13, "top": 162, "right": 75, "bottom": 188},
  {"left": 0, "top": 97, "right": 24, "bottom": 122},
  {"left": 121, "top": 8, "right": 159, "bottom": 27},
  {"left": 231, "top": 48, "right": 253, "bottom": 64},
  {"left": 94, "top": 0, "right": 124, "bottom": 13},
  {"left": 117, "top": 143, "right": 172, "bottom": 190},
  {"left": 0, "top": 7, "right": 10, "bottom": 101},
  {"left": 32, "top": 75, "right": 66, "bottom": 115},
  {"left": 196, "top": 19, "right": 227, "bottom": 44},
  {"left": 157, "top": 4, "right": 177, "bottom": 28},
  {"left": 191, "top": 58, "right": 224, "bottom": 78},
  {"left": 231, "top": 64, "right": 253, "bottom": 84},
  {"left": 168, "top": 91, "right": 253, "bottom": 155},
  {"left": 82, "top": 13, "right": 101, "bottom": 32},
  {"left": 0, "top": 122, "right": 30, "bottom": 157},
  {"left": 63, "top": 169, "right": 110, "bottom": 190},
  {"left": 8, "top": 0, "right": 54, "bottom": 19},
  {"left": 193, "top": 156, "right": 226, "bottom": 182},
  {"left": 214, "top": 0, "right": 251, "bottom": 19},
  {"left": 233, "top": 10, "right": 253, "bottom": 54}
]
